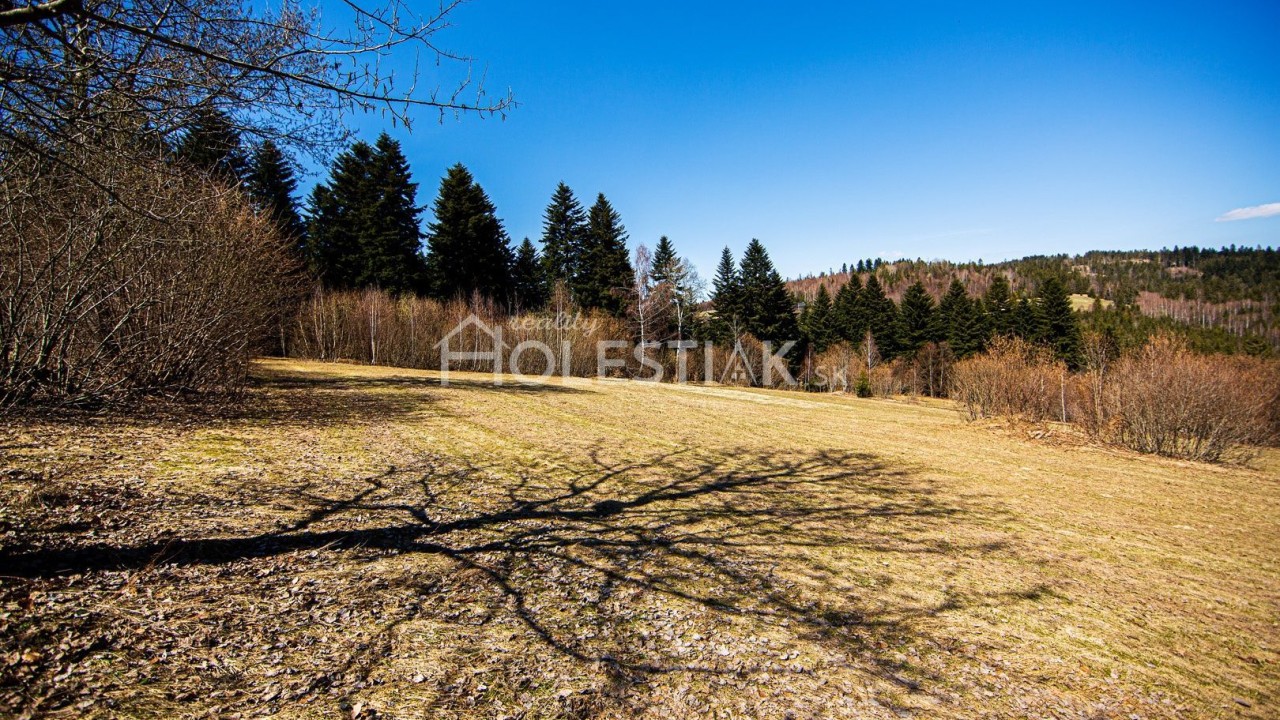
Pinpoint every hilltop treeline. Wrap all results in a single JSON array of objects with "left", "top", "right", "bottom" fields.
[{"left": 791, "top": 246, "right": 1279, "bottom": 355}]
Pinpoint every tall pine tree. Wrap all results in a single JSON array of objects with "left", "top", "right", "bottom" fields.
[
  {"left": 540, "top": 182, "right": 587, "bottom": 290},
  {"left": 650, "top": 236, "right": 678, "bottom": 285},
  {"left": 833, "top": 274, "right": 866, "bottom": 344},
  {"left": 1035, "top": 276, "right": 1083, "bottom": 368},
  {"left": 511, "top": 238, "right": 549, "bottom": 310},
  {"left": 738, "top": 239, "right": 798, "bottom": 342},
  {"left": 175, "top": 106, "right": 247, "bottom": 182},
  {"left": 801, "top": 284, "right": 836, "bottom": 353},
  {"left": 354, "top": 134, "right": 426, "bottom": 294},
  {"left": 939, "top": 279, "right": 985, "bottom": 358},
  {"left": 1012, "top": 297, "right": 1037, "bottom": 340},
  {"left": 306, "top": 140, "right": 376, "bottom": 288},
  {"left": 424, "top": 163, "right": 513, "bottom": 301},
  {"left": 861, "top": 274, "right": 899, "bottom": 358},
  {"left": 245, "top": 140, "right": 305, "bottom": 251},
  {"left": 710, "top": 247, "right": 743, "bottom": 342},
  {"left": 574, "top": 194, "right": 633, "bottom": 316},
  {"left": 897, "top": 281, "right": 939, "bottom": 357},
  {"left": 983, "top": 274, "right": 1015, "bottom": 338}
]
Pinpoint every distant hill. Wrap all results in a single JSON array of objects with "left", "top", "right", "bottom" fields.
[{"left": 787, "top": 246, "right": 1279, "bottom": 354}]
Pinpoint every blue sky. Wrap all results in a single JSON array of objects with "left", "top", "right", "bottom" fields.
[{"left": 317, "top": 0, "right": 1280, "bottom": 279}]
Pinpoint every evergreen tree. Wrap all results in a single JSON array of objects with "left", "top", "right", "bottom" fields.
[
  {"left": 1012, "top": 297, "right": 1037, "bottom": 340},
  {"left": 861, "top": 274, "right": 899, "bottom": 358},
  {"left": 710, "top": 247, "right": 743, "bottom": 341},
  {"left": 738, "top": 239, "right": 798, "bottom": 342},
  {"left": 939, "top": 279, "right": 986, "bottom": 358},
  {"left": 983, "top": 274, "right": 1015, "bottom": 338},
  {"left": 512, "top": 238, "right": 549, "bottom": 309},
  {"left": 175, "top": 106, "right": 247, "bottom": 182},
  {"left": 897, "top": 281, "right": 939, "bottom": 356},
  {"left": 833, "top": 274, "right": 866, "bottom": 343},
  {"left": 574, "top": 194, "right": 633, "bottom": 316},
  {"left": 650, "top": 236, "right": 678, "bottom": 285},
  {"left": 245, "top": 140, "right": 305, "bottom": 251},
  {"left": 306, "top": 140, "right": 377, "bottom": 288},
  {"left": 540, "top": 182, "right": 587, "bottom": 288},
  {"left": 801, "top": 284, "right": 836, "bottom": 353},
  {"left": 353, "top": 134, "right": 427, "bottom": 294},
  {"left": 1035, "top": 276, "right": 1084, "bottom": 367},
  {"left": 424, "top": 162, "right": 513, "bottom": 301},
  {"left": 937, "top": 279, "right": 968, "bottom": 334}
]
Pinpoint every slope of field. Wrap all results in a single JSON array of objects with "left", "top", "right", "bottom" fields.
[{"left": 2, "top": 359, "right": 1277, "bottom": 719}]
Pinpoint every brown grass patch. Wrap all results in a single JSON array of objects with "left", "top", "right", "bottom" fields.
[{"left": 2, "top": 359, "right": 1276, "bottom": 718}]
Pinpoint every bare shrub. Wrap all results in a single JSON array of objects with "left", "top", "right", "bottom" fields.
[
  {"left": 902, "top": 342, "right": 954, "bottom": 398},
  {"left": 1098, "top": 335, "right": 1274, "bottom": 462},
  {"left": 868, "top": 364, "right": 903, "bottom": 398},
  {"left": 0, "top": 147, "right": 292, "bottom": 406},
  {"left": 948, "top": 337, "right": 1067, "bottom": 422},
  {"left": 288, "top": 289, "right": 628, "bottom": 378},
  {"left": 956, "top": 333, "right": 1278, "bottom": 462},
  {"left": 811, "top": 343, "right": 858, "bottom": 393}
]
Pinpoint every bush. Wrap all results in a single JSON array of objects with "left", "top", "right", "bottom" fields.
[
  {"left": 289, "top": 288, "right": 629, "bottom": 378},
  {"left": 954, "top": 333, "right": 1278, "bottom": 462},
  {"left": 855, "top": 372, "right": 872, "bottom": 398},
  {"left": 1095, "top": 336, "right": 1275, "bottom": 461},
  {"left": 949, "top": 337, "right": 1067, "bottom": 422},
  {"left": 0, "top": 146, "right": 293, "bottom": 406}
]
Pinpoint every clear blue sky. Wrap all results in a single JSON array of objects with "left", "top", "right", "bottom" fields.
[{"left": 318, "top": 0, "right": 1280, "bottom": 280}]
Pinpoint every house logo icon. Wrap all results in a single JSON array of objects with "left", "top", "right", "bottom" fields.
[{"left": 435, "top": 314, "right": 508, "bottom": 386}]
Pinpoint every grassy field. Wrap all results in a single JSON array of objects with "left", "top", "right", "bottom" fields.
[
  {"left": 2, "top": 359, "right": 1277, "bottom": 719},
  {"left": 1069, "top": 294, "right": 1114, "bottom": 311}
]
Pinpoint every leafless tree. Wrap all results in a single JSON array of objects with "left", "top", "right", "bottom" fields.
[
  {"left": 0, "top": 0, "right": 508, "bottom": 405},
  {"left": 630, "top": 243, "right": 654, "bottom": 350},
  {"left": 1, "top": 0, "right": 511, "bottom": 186}
]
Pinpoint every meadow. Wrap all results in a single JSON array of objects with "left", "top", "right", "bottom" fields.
[{"left": 2, "top": 359, "right": 1276, "bottom": 718}]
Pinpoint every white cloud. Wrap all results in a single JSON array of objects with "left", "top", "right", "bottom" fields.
[{"left": 1215, "top": 202, "right": 1280, "bottom": 222}]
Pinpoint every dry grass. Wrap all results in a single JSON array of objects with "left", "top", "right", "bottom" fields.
[
  {"left": 1071, "top": 294, "right": 1113, "bottom": 311},
  {"left": 2, "top": 358, "right": 1277, "bottom": 719}
]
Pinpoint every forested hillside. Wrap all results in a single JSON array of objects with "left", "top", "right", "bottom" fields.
[{"left": 789, "top": 246, "right": 1279, "bottom": 354}]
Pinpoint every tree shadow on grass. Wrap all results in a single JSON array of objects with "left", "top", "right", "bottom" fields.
[{"left": 0, "top": 445, "right": 1039, "bottom": 717}]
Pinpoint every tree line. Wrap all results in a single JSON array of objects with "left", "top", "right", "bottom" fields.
[{"left": 219, "top": 124, "right": 1088, "bottom": 377}]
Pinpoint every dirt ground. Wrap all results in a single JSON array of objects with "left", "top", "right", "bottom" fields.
[{"left": 2, "top": 359, "right": 1277, "bottom": 718}]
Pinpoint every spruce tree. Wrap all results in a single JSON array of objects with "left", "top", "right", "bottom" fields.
[
  {"left": 738, "top": 239, "right": 798, "bottom": 342},
  {"left": 1035, "top": 276, "right": 1083, "bottom": 368},
  {"left": 897, "top": 281, "right": 939, "bottom": 357},
  {"left": 306, "top": 140, "right": 376, "bottom": 288},
  {"left": 574, "top": 194, "right": 633, "bottom": 316},
  {"left": 833, "top": 274, "right": 866, "bottom": 344},
  {"left": 540, "top": 182, "right": 587, "bottom": 288},
  {"left": 512, "top": 238, "right": 549, "bottom": 310},
  {"left": 861, "top": 274, "right": 899, "bottom": 358},
  {"left": 175, "top": 106, "right": 247, "bottom": 182},
  {"left": 651, "top": 236, "right": 678, "bottom": 285},
  {"left": 710, "top": 247, "right": 743, "bottom": 341},
  {"left": 939, "top": 279, "right": 985, "bottom": 357},
  {"left": 1012, "top": 297, "right": 1037, "bottom": 340},
  {"left": 802, "top": 284, "right": 836, "bottom": 353},
  {"left": 938, "top": 279, "right": 968, "bottom": 335},
  {"left": 983, "top": 274, "right": 1015, "bottom": 338},
  {"left": 355, "top": 134, "right": 427, "bottom": 294},
  {"left": 245, "top": 140, "right": 305, "bottom": 251},
  {"left": 424, "top": 162, "right": 514, "bottom": 301}
]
